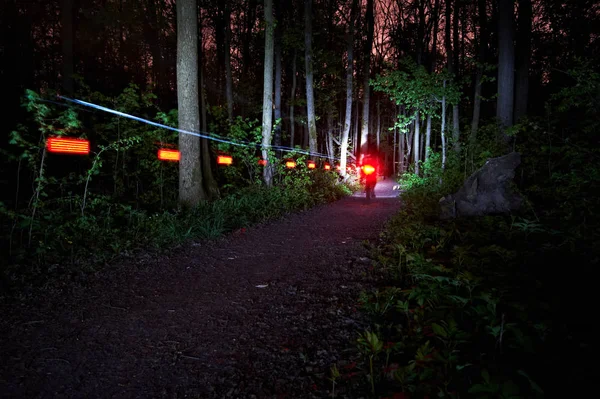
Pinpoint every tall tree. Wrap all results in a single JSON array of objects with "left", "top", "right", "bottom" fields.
[
  {"left": 497, "top": 0, "right": 515, "bottom": 145},
  {"left": 304, "top": 0, "right": 318, "bottom": 156},
  {"left": 273, "top": 0, "right": 284, "bottom": 147},
  {"left": 470, "top": 0, "right": 488, "bottom": 143},
  {"left": 224, "top": 2, "right": 234, "bottom": 123},
  {"left": 514, "top": 0, "right": 532, "bottom": 121},
  {"left": 340, "top": 0, "right": 358, "bottom": 177},
  {"left": 359, "top": 0, "right": 375, "bottom": 158},
  {"left": 261, "top": 0, "right": 275, "bottom": 185},
  {"left": 177, "top": 0, "right": 206, "bottom": 206},
  {"left": 199, "top": 6, "right": 219, "bottom": 199},
  {"left": 445, "top": 0, "right": 460, "bottom": 153},
  {"left": 289, "top": 49, "right": 297, "bottom": 147}
]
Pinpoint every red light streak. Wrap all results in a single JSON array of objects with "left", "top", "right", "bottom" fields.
[
  {"left": 46, "top": 137, "right": 90, "bottom": 155},
  {"left": 158, "top": 149, "right": 180, "bottom": 161},
  {"left": 217, "top": 155, "right": 233, "bottom": 165}
]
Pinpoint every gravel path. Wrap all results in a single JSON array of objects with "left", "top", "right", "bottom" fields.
[{"left": 0, "top": 179, "right": 400, "bottom": 398}]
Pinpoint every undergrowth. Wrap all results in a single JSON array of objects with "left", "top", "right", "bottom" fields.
[
  {"left": 332, "top": 62, "right": 598, "bottom": 398},
  {"left": 0, "top": 87, "right": 353, "bottom": 297}
]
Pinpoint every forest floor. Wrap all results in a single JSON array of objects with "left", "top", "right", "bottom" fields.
[{"left": 0, "top": 178, "right": 400, "bottom": 398}]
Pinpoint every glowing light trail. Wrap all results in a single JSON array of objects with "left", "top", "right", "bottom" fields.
[
  {"left": 47, "top": 137, "right": 90, "bottom": 154},
  {"left": 58, "top": 96, "right": 341, "bottom": 161},
  {"left": 158, "top": 149, "right": 180, "bottom": 161},
  {"left": 217, "top": 155, "right": 233, "bottom": 165}
]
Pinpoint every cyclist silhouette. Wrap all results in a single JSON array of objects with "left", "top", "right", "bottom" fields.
[{"left": 359, "top": 152, "right": 379, "bottom": 201}]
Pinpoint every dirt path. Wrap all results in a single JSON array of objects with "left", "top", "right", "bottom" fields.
[{"left": 0, "top": 179, "right": 400, "bottom": 398}]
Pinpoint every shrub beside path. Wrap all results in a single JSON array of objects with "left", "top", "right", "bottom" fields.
[{"left": 0, "top": 179, "right": 400, "bottom": 398}]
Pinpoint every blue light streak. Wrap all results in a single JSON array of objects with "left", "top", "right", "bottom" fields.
[{"left": 58, "top": 96, "right": 341, "bottom": 161}]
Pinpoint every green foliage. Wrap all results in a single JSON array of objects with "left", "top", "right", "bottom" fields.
[
  {"left": 335, "top": 59, "right": 599, "bottom": 398},
  {"left": 372, "top": 58, "right": 461, "bottom": 132},
  {"left": 1, "top": 88, "right": 352, "bottom": 294}
]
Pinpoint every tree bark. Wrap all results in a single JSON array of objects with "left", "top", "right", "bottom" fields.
[
  {"left": 359, "top": 0, "right": 375, "bottom": 159},
  {"left": 304, "top": 0, "right": 318, "bottom": 156},
  {"left": 289, "top": 49, "right": 297, "bottom": 148},
  {"left": 514, "top": 0, "right": 532, "bottom": 121},
  {"left": 262, "top": 0, "right": 275, "bottom": 185},
  {"left": 177, "top": 0, "right": 206, "bottom": 207},
  {"left": 470, "top": 0, "right": 487, "bottom": 143},
  {"left": 199, "top": 7, "right": 219, "bottom": 199},
  {"left": 354, "top": 99, "right": 359, "bottom": 157},
  {"left": 327, "top": 112, "right": 335, "bottom": 165},
  {"left": 497, "top": 0, "right": 515, "bottom": 146},
  {"left": 425, "top": 114, "right": 432, "bottom": 161},
  {"left": 376, "top": 99, "right": 381, "bottom": 150},
  {"left": 274, "top": 9, "right": 283, "bottom": 147},
  {"left": 340, "top": 0, "right": 357, "bottom": 177},
  {"left": 441, "top": 80, "right": 447, "bottom": 171},
  {"left": 224, "top": 3, "right": 234, "bottom": 123},
  {"left": 452, "top": 0, "right": 460, "bottom": 152},
  {"left": 430, "top": 0, "right": 440, "bottom": 72},
  {"left": 414, "top": 111, "right": 420, "bottom": 175}
]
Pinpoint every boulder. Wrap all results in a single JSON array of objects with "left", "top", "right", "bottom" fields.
[{"left": 439, "top": 152, "right": 523, "bottom": 219}]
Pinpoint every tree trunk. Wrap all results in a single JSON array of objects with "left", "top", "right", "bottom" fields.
[
  {"left": 274, "top": 18, "right": 282, "bottom": 147},
  {"left": 441, "top": 81, "right": 447, "bottom": 171},
  {"left": 430, "top": 0, "right": 440, "bottom": 72},
  {"left": 470, "top": 0, "right": 487, "bottom": 144},
  {"left": 514, "top": 0, "right": 532, "bottom": 121},
  {"left": 354, "top": 99, "right": 359, "bottom": 157},
  {"left": 199, "top": 7, "right": 219, "bottom": 199},
  {"left": 177, "top": 0, "right": 206, "bottom": 207},
  {"left": 224, "top": 3, "right": 234, "bottom": 123},
  {"left": 359, "top": 0, "right": 375, "bottom": 158},
  {"left": 376, "top": 100, "right": 381, "bottom": 150},
  {"left": 452, "top": 0, "right": 460, "bottom": 152},
  {"left": 304, "top": 0, "right": 318, "bottom": 156},
  {"left": 425, "top": 114, "right": 432, "bottom": 161},
  {"left": 61, "top": 0, "right": 74, "bottom": 94},
  {"left": 416, "top": 0, "right": 425, "bottom": 65},
  {"left": 340, "top": 0, "right": 357, "bottom": 176},
  {"left": 327, "top": 112, "right": 335, "bottom": 165},
  {"left": 289, "top": 49, "right": 297, "bottom": 148},
  {"left": 261, "top": 0, "right": 275, "bottom": 185},
  {"left": 414, "top": 111, "right": 420, "bottom": 175},
  {"left": 393, "top": 122, "right": 396, "bottom": 175},
  {"left": 452, "top": 104, "right": 460, "bottom": 152},
  {"left": 445, "top": 0, "right": 460, "bottom": 153},
  {"left": 497, "top": 0, "right": 515, "bottom": 145}
]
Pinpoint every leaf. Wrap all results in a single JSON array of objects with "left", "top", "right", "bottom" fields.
[
  {"left": 517, "top": 370, "right": 544, "bottom": 394},
  {"left": 481, "top": 369, "right": 490, "bottom": 384},
  {"left": 431, "top": 323, "right": 447, "bottom": 338}
]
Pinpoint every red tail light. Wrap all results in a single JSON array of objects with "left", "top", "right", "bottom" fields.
[
  {"left": 362, "top": 164, "right": 375, "bottom": 175},
  {"left": 286, "top": 160, "right": 296, "bottom": 168},
  {"left": 307, "top": 161, "right": 316, "bottom": 169},
  {"left": 324, "top": 164, "right": 331, "bottom": 170},
  {"left": 258, "top": 159, "right": 268, "bottom": 166}
]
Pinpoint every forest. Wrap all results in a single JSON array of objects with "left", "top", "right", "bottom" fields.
[{"left": 1, "top": 0, "right": 599, "bottom": 397}]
